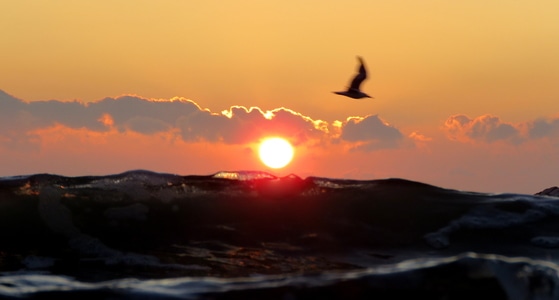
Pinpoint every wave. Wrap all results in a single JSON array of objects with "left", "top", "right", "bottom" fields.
[
  {"left": 1, "top": 170, "right": 559, "bottom": 298},
  {"left": 2, "top": 253, "right": 559, "bottom": 299}
]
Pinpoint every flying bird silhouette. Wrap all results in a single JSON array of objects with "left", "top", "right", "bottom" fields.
[{"left": 333, "top": 56, "right": 373, "bottom": 99}]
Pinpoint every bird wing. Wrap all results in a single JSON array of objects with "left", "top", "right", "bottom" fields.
[{"left": 348, "top": 57, "right": 367, "bottom": 90}]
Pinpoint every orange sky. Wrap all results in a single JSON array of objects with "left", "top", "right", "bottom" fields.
[{"left": 1, "top": 1, "right": 558, "bottom": 193}]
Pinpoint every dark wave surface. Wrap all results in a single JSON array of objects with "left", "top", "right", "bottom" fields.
[{"left": 1, "top": 170, "right": 559, "bottom": 299}]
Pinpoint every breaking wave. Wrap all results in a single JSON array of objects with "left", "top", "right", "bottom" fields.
[{"left": 1, "top": 170, "right": 559, "bottom": 299}]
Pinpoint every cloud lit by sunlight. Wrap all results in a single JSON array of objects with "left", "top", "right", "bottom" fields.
[
  {"left": 444, "top": 114, "right": 559, "bottom": 144},
  {"left": 1, "top": 90, "right": 558, "bottom": 193},
  {"left": 0, "top": 92, "right": 409, "bottom": 150}
]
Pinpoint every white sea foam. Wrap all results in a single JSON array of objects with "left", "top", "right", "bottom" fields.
[
  {"left": 2, "top": 253, "right": 559, "bottom": 299},
  {"left": 213, "top": 171, "right": 276, "bottom": 181}
]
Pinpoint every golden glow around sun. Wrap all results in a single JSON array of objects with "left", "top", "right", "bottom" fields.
[{"left": 258, "top": 137, "right": 294, "bottom": 169}]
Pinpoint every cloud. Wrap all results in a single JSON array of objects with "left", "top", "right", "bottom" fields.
[
  {"left": 444, "top": 114, "right": 522, "bottom": 143},
  {"left": 0, "top": 90, "right": 411, "bottom": 152},
  {"left": 0, "top": 92, "right": 204, "bottom": 134},
  {"left": 2, "top": 90, "right": 559, "bottom": 193},
  {"left": 337, "top": 115, "right": 404, "bottom": 151},
  {"left": 0, "top": 131, "right": 41, "bottom": 153},
  {"left": 526, "top": 117, "right": 559, "bottom": 139},
  {"left": 91, "top": 96, "right": 203, "bottom": 133},
  {"left": 408, "top": 131, "right": 432, "bottom": 142},
  {"left": 444, "top": 114, "right": 559, "bottom": 144},
  {"left": 176, "top": 106, "right": 329, "bottom": 145}
]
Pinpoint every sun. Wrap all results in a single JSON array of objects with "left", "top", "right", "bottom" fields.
[{"left": 258, "top": 137, "right": 294, "bottom": 169}]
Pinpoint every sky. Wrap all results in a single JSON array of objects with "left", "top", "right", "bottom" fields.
[{"left": 1, "top": 0, "right": 559, "bottom": 193}]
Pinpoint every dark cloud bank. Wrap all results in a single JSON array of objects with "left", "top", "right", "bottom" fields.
[
  {"left": 444, "top": 114, "right": 559, "bottom": 144},
  {"left": 3, "top": 90, "right": 557, "bottom": 151},
  {"left": 0, "top": 90, "right": 405, "bottom": 149}
]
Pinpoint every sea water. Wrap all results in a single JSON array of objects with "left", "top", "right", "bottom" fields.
[{"left": 1, "top": 170, "right": 559, "bottom": 299}]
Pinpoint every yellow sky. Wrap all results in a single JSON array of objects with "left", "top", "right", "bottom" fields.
[
  {"left": 1, "top": 1, "right": 559, "bottom": 193},
  {"left": 2, "top": 0, "right": 559, "bottom": 125}
]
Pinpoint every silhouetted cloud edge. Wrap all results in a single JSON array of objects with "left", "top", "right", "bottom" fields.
[
  {"left": 0, "top": 91, "right": 410, "bottom": 151},
  {"left": 444, "top": 114, "right": 559, "bottom": 144}
]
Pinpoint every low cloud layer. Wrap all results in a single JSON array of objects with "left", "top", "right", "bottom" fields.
[
  {"left": 4, "top": 90, "right": 557, "bottom": 152},
  {"left": 444, "top": 114, "right": 559, "bottom": 144},
  {"left": 2, "top": 90, "right": 558, "bottom": 193},
  {"left": 444, "top": 114, "right": 522, "bottom": 143},
  {"left": 527, "top": 117, "right": 559, "bottom": 139},
  {"left": 338, "top": 115, "right": 404, "bottom": 151},
  {"left": 0, "top": 90, "right": 406, "bottom": 150}
]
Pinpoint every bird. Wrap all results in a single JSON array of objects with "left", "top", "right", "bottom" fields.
[{"left": 333, "top": 56, "right": 373, "bottom": 99}]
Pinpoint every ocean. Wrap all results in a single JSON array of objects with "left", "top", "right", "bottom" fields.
[{"left": 1, "top": 170, "right": 559, "bottom": 299}]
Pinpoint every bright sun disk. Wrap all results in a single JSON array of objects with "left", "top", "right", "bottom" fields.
[{"left": 258, "top": 137, "right": 294, "bottom": 169}]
